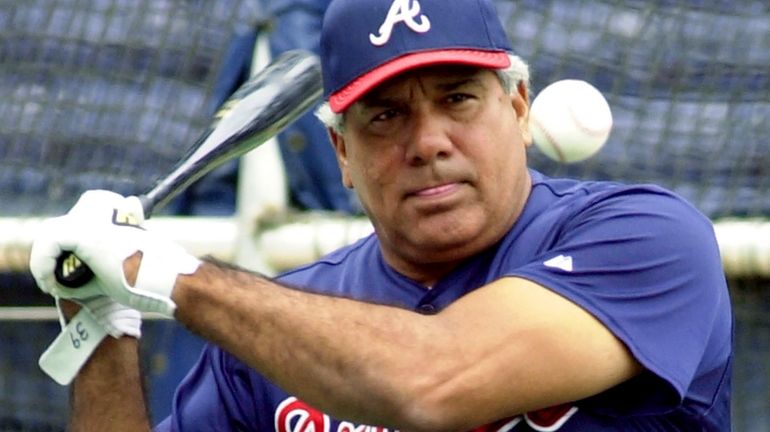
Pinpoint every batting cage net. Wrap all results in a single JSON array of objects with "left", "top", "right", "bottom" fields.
[
  {"left": 502, "top": 1, "right": 770, "bottom": 220},
  {"left": 0, "top": 0, "right": 264, "bottom": 217},
  {"left": 0, "top": 0, "right": 768, "bottom": 430},
  {"left": 0, "top": 0, "right": 262, "bottom": 429}
]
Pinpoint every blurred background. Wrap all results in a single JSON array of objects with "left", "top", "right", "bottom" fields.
[{"left": 0, "top": 0, "right": 768, "bottom": 430}]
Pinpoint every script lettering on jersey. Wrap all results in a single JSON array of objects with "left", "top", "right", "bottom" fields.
[
  {"left": 275, "top": 397, "right": 397, "bottom": 432},
  {"left": 524, "top": 404, "right": 578, "bottom": 431},
  {"left": 275, "top": 396, "right": 577, "bottom": 431},
  {"left": 275, "top": 397, "right": 330, "bottom": 432},
  {"left": 369, "top": 0, "right": 430, "bottom": 46},
  {"left": 467, "top": 404, "right": 579, "bottom": 431}
]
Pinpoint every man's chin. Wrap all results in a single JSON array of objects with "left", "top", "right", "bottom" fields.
[{"left": 405, "top": 226, "right": 486, "bottom": 260}]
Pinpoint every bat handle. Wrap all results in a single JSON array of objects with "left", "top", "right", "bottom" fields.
[
  {"left": 54, "top": 251, "right": 95, "bottom": 288},
  {"left": 52, "top": 193, "right": 149, "bottom": 290}
]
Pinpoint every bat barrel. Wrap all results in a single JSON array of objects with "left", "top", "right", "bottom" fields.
[
  {"left": 55, "top": 49, "right": 323, "bottom": 288},
  {"left": 142, "top": 49, "right": 323, "bottom": 214}
]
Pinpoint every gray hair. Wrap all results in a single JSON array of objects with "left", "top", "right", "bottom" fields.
[{"left": 314, "top": 54, "right": 531, "bottom": 134}]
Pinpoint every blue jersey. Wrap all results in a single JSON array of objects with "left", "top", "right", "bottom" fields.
[{"left": 155, "top": 170, "right": 732, "bottom": 431}]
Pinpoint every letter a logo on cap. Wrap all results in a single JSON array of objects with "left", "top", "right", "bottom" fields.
[{"left": 369, "top": 0, "right": 431, "bottom": 46}]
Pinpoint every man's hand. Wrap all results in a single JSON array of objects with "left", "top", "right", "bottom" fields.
[{"left": 29, "top": 190, "right": 200, "bottom": 317}]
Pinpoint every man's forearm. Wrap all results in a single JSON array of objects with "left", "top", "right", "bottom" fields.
[
  {"left": 171, "top": 259, "right": 441, "bottom": 429},
  {"left": 55, "top": 299, "right": 151, "bottom": 431},
  {"left": 70, "top": 336, "right": 151, "bottom": 432}
]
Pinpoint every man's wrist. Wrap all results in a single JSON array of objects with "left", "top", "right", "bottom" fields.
[{"left": 58, "top": 298, "right": 81, "bottom": 321}]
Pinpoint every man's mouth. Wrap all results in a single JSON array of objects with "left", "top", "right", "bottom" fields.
[{"left": 411, "top": 182, "right": 461, "bottom": 198}]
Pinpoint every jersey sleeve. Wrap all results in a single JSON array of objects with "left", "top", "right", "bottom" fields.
[
  {"left": 153, "top": 343, "right": 261, "bottom": 431},
  {"left": 509, "top": 187, "right": 732, "bottom": 414}
]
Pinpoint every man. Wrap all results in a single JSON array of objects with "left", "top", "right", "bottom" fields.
[{"left": 30, "top": 0, "right": 732, "bottom": 430}]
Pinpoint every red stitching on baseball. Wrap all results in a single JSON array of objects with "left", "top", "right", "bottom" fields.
[
  {"left": 530, "top": 115, "right": 566, "bottom": 163},
  {"left": 568, "top": 102, "right": 610, "bottom": 137}
]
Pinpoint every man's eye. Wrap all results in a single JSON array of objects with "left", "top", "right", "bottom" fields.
[
  {"left": 446, "top": 93, "right": 473, "bottom": 104},
  {"left": 371, "top": 109, "right": 399, "bottom": 123}
]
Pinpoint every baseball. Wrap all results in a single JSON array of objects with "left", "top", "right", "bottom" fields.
[{"left": 529, "top": 79, "right": 613, "bottom": 164}]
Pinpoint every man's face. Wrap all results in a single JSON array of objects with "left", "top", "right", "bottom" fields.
[{"left": 330, "top": 66, "right": 532, "bottom": 284}]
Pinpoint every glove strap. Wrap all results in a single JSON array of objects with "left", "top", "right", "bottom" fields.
[
  {"left": 38, "top": 305, "right": 107, "bottom": 385},
  {"left": 129, "top": 246, "right": 200, "bottom": 317}
]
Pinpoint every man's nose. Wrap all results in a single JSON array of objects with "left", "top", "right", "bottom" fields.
[{"left": 405, "top": 111, "right": 454, "bottom": 166}]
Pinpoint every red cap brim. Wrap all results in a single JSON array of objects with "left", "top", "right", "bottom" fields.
[{"left": 328, "top": 49, "right": 511, "bottom": 113}]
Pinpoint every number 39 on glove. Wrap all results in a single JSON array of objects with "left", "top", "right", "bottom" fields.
[{"left": 38, "top": 308, "right": 107, "bottom": 385}]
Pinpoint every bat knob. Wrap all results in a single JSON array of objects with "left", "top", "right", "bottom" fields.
[{"left": 54, "top": 252, "right": 95, "bottom": 288}]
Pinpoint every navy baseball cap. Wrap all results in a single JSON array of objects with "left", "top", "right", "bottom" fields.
[{"left": 321, "top": 0, "right": 513, "bottom": 113}]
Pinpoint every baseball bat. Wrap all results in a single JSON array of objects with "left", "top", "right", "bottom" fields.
[{"left": 54, "top": 49, "right": 323, "bottom": 288}]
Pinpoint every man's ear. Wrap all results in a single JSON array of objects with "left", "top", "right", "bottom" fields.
[
  {"left": 328, "top": 128, "right": 354, "bottom": 189},
  {"left": 512, "top": 81, "right": 532, "bottom": 147}
]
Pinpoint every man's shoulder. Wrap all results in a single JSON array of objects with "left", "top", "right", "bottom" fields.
[
  {"left": 513, "top": 170, "right": 719, "bottom": 271},
  {"left": 528, "top": 169, "right": 707, "bottom": 224},
  {"left": 531, "top": 169, "right": 677, "bottom": 201}
]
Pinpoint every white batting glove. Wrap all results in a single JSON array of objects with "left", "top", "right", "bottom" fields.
[
  {"left": 29, "top": 190, "right": 200, "bottom": 317},
  {"left": 75, "top": 296, "right": 142, "bottom": 339}
]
